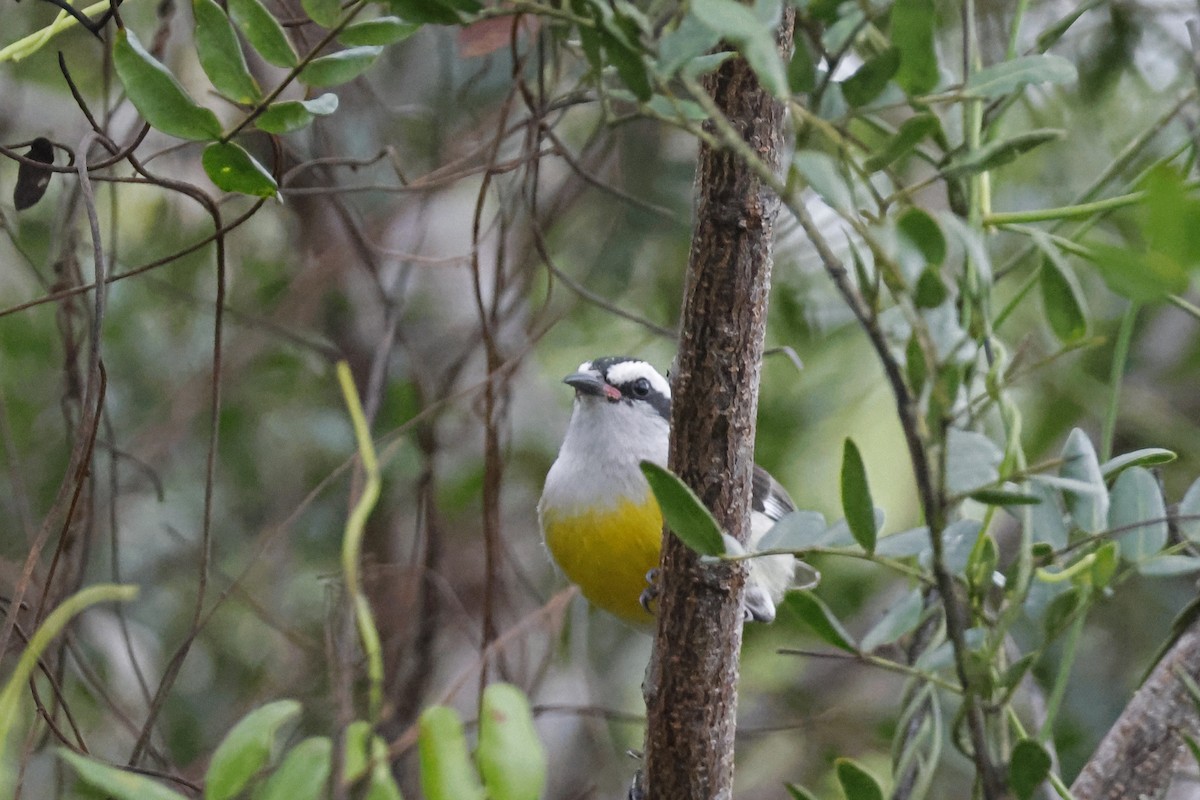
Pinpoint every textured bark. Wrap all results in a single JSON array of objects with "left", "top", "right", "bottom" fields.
[
  {"left": 639, "top": 21, "right": 792, "bottom": 800},
  {"left": 1070, "top": 618, "right": 1200, "bottom": 800}
]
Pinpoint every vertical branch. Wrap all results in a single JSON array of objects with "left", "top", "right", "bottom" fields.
[{"left": 640, "top": 16, "right": 793, "bottom": 799}]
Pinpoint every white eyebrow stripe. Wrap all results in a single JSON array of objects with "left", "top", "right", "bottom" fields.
[{"left": 603, "top": 361, "right": 671, "bottom": 398}]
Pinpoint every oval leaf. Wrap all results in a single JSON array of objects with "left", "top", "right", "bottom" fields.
[
  {"left": 790, "top": 590, "right": 857, "bottom": 652},
  {"left": 891, "top": 0, "right": 938, "bottom": 94},
  {"left": 793, "top": 151, "right": 854, "bottom": 213},
  {"left": 1138, "top": 555, "right": 1200, "bottom": 576},
  {"left": 205, "top": 699, "right": 301, "bottom": 800},
  {"left": 639, "top": 461, "right": 724, "bottom": 557},
  {"left": 841, "top": 46, "right": 898, "bottom": 107},
  {"left": 193, "top": 0, "right": 261, "bottom": 103},
  {"left": 228, "top": 0, "right": 298, "bottom": 67},
  {"left": 690, "top": 0, "right": 787, "bottom": 98},
  {"left": 255, "top": 93, "right": 339, "bottom": 134},
  {"left": 757, "top": 509, "right": 828, "bottom": 552},
  {"left": 1059, "top": 429, "right": 1108, "bottom": 534},
  {"left": 302, "top": 0, "right": 341, "bottom": 27},
  {"left": 203, "top": 141, "right": 278, "bottom": 197},
  {"left": 113, "top": 29, "right": 222, "bottom": 141},
  {"left": 419, "top": 706, "right": 486, "bottom": 800},
  {"left": 477, "top": 683, "right": 547, "bottom": 800},
  {"left": 840, "top": 438, "right": 877, "bottom": 553},
  {"left": 860, "top": 588, "right": 924, "bottom": 652},
  {"left": 963, "top": 54, "right": 1077, "bottom": 99},
  {"left": 946, "top": 428, "right": 1001, "bottom": 495},
  {"left": 1178, "top": 476, "right": 1200, "bottom": 545},
  {"left": 864, "top": 113, "right": 940, "bottom": 173},
  {"left": 341, "top": 720, "right": 373, "bottom": 784},
  {"left": 58, "top": 750, "right": 189, "bottom": 800},
  {"left": 1109, "top": 467, "right": 1167, "bottom": 562},
  {"left": 1099, "top": 448, "right": 1176, "bottom": 481},
  {"left": 1009, "top": 739, "right": 1051, "bottom": 800},
  {"left": 944, "top": 129, "right": 1064, "bottom": 178},
  {"left": 257, "top": 737, "right": 331, "bottom": 800},
  {"left": 835, "top": 758, "right": 884, "bottom": 800},
  {"left": 299, "top": 46, "right": 383, "bottom": 87},
  {"left": 969, "top": 487, "right": 1041, "bottom": 506},
  {"left": 365, "top": 736, "right": 403, "bottom": 800},
  {"left": 339, "top": 17, "right": 421, "bottom": 46}
]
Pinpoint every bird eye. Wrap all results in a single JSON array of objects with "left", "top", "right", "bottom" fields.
[{"left": 631, "top": 378, "right": 651, "bottom": 397}]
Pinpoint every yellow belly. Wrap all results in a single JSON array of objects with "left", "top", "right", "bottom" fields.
[{"left": 541, "top": 497, "right": 663, "bottom": 628}]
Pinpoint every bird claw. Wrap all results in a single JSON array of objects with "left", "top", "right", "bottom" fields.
[{"left": 639, "top": 569, "right": 659, "bottom": 614}]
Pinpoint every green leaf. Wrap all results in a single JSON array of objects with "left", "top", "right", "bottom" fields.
[
  {"left": 788, "top": 34, "right": 816, "bottom": 93},
  {"left": 860, "top": 588, "right": 924, "bottom": 651},
  {"left": 1041, "top": 585, "right": 1082, "bottom": 639},
  {"left": 658, "top": 12, "right": 720, "bottom": 76},
  {"left": 790, "top": 590, "right": 857, "bottom": 652},
  {"left": 835, "top": 758, "right": 884, "bottom": 800},
  {"left": 1109, "top": 466, "right": 1167, "bottom": 562},
  {"left": 897, "top": 206, "right": 946, "bottom": 266},
  {"left": 690, "top": 0, "right": 788, "bottom": 98},
  {"left": 204, "top": 699, "right": 301, "bottom": 800},
  {"left": 1137, "top": 555, "right": 1200, "bottom": 576},
  {"left": 1091, "top": 541, "right": 1119, "bottom": 587},
  {"left": 257, "top": 737, "right": 331, "bottom": 800},
  {"left": 1009, "top": 739, "right": 1051, "bottom": 800},
  {"left": 302, "top": 0, "right": 341, "bottom": 27},
  {"left": 757, "top": 510, "right": 828, "bottom": 552},
  {"left": 1140, "top": 164, "right": 1200, "bottom": 271},
  {"left": 1178, "top": 476, "right": 1200, "bottom": 545},
  {"left": 113, "top": 29, "right": 223, "bottom": 141},
  {"left": 193, "top": 0, "right": 261, "bottom": 104},
  {"left": 388, "top": 0, "right": 462, "bottom": 24},
  {"left": 365, "top": 736, "right": 403, "bottom": 800},
  {"left": 339, "top": 17, "right": 421, "bottom": 46},
  {"left": 874, "top": 526, "right": 930, "bottom": 558},
  {"left": 1036, "top": 242, "right": 1088, "bottom": 344},
  {"left": 943, "top": 129, "right": 1064, "bottom": 178},
  {"left": 785, "top": 785, "right": 820, "bottom": 800},
  {"left": 1085, "top": 242, "right": 1189, "bottom": 302},
  {"left": 1059, "top": 429, "right": 1108, "bottom": 534},
  {"left": 864, "top": 113, "right": 939, "bottom": 173},
  {"left": 477, "top": 683, "right": 546, "bottom": 800},
  {"left": 930, "top": 519, "right": 982, "bottom": 573},
  {"left": 969, "top": 487, "right": 1042, "bottom": 506},
  {"left": 1100, "top": 448, "right": 1176, "bottom": 480},
  {"left": 341, "top": 721, "right": 373, "bottom": 784},
  {"left": 255, "top": 93, "right": 340, "bottom": 134},
  {"left": 202, "top": 142, "right": 278, "bottom": 197},
  {"left": 228, "top": 0, "right": 298, "bottom": 68},
  {"left": 419, "top": 706, "right": 486, "bottom": 800},
  {"left": 58, "top": 750, "right": 188, "bottom": 800},
  {"left": 793, "top": 151, "right": 854, "bottom": 214},
  {"left": 891, "top": 0, "right": 938, "bottom": 94},
  {"left": 963, "top": 54, "right": 1077, "bottom": 98},
  {"left": 1184, "top": 733, "right": 1200, "bottom": 771},
  {"left": 1027, "top": 480, "right": 1068, "bottom": 549},
  {"left": 300, "top": 46, "right": 383, "bottom": 87},
  {"left": 841, "top": 46, "right": 898, "bottom": 106},
  {"left": 840, "top": 438, "right": 877, "bottom": 553},
  {"left": 640, "top": 461, "right": 725, "bottom": 557},
  {"left": 945, "top": 428, "right": 1002, "bottom": 495}
]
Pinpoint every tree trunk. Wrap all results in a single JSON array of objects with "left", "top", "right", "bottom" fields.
[
  {"left": 1069, "top": 616, "right": 1200, "bottom": 800},
  {"left": 639, "top": 19, "right": 793, "bottom": 799}
]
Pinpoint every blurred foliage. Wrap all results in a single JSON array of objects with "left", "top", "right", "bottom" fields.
[{"left": 3, "top": 0, "right": 1200, "bottom": 797}]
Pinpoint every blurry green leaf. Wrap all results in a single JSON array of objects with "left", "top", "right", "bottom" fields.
[
  {"left": 1009, "top": 739, "right": 1051, "bottom": 800},
  {"left": 943, "top": 129, "right": 1064, "bottom": 178},
  {"left": 946, "top": 428, "right": 1002, "bottom": 495},
  {"left": 258, "top": 737, "right": 331, "bottom": 800},
  {"left": 791, "top": 590, "right": 857, "bottom": 652},
  {"left": 365, "top": 737, "right": 403, "bottom": 800},
  {"left": 891, "top": 0, "right": 938, "bottom": 94},
  {"left": 193, "top": 0, "right": 261, "bottom": 103},
  {"left": 925, "top": 519, "right": 982, "bottom": 573},
  {"left": 841, "top": 46, "right": 898, "bottom": 107},
  {"left": 864, "top": 113, "right": 939, "bottom": 173},
  {"left": 1027, "top": 480, "right": 1068, "bottom": 549},
  {"left": 1000, "top": 652, "right": 1036, "bottom": 690},
  {"left": 793, "top": 151, "right": 854, "bottom": 213},
  {"left": 1042, "top": 585, "right": 1082, "bottom": 638},
  {"left": 657, "top": 12, "right": 719, "bottom": 76},
  {"left": 477, "top": 683, "right": 546, "bottom": 800},
  {"left": 822, "top": 508, "right": 884, "bottom": 547},
  {"left": 341, "top": 721, "right": 373, "bottom": 784},
  {"left": 905, "top": 334, "right": 926, "bottom": 393},
  {"left": 963, "top": 54, "right": 1077, "bottom": 98},
  {"left": 1059, "top": 429, "right": 1108, "bottom": 534},
  {"left": 302, "top": 0, "right": 341, "bottom": 27},
  {"left": 58, "top": 750, "right": 188, "bottom": 800},
  {"left": 840, "top": 438, "right": 877, "bottom": 553},
  {"left": 1085, "top": 243, "right": 1188, "bottom": 302},
  {"left": 1036, "top": 0, "right": 1105, "bottom": 51},
  {"left": 419, "top": 707, "right": 486, "bottom": 800},
  {"left": 967, "top": 534, "right": 998, "bottom": 593},
  {"left": 1109, "top": 467, "right": 1167, "bottom": 562},
  {"left": 1031, "top": 232, "right": 1089, "bottom": 343},
  {"left": 202, "top": 142, "right": 278, "bottom": 197},
  {"left": 1140, "top": 165, "right": 1200, "bottom": 271},
  {"left": 113, "top": 29, "right": 223, "bottom": 141},
  {"left": 228, "top": 0, "right": 298, "bottom": 67},
  {"left": 255, "top": 93, "right": 339, "bottom": 134},
  {"left": 757, "top": 510, "right": 828, "bottom": 551},
  {"left": 969, "top": 487, "right": 1041, "bottom": 505},
  {"left": 1100, "top": 448, "right": 1176, "bottom": 480},
  {"left": 1178, "top": 477, "right": 1200, "bottom": 545},
  {"left": 204, "top": 699, "right": 301, "bottom": 800},
  {"left": 874, "top": 526, "right": 930, "bottom": 558},
  {"left": 914, "top": 269, "right": 947, "bottom": 308},
  {"left": 1091, "top": 541, "right": 1119, "bottom": 587},
  {"left": 835, "top": 758, "right": 884, "bottom": 800},
  {"left": 388, "top": 0, "right": 462, "bottom": 23},
  {"left": 785, "top": 785, "right": 820, "bottom": 800},
  {"left": 300, "top": 46, "right": 383, "bottom": 87},
  {"left": 897, "top": 207, "right": 946, "bottom": 266},
  {"left": 691, "top": 0, "right": 788, "bottom": 98},
  {"left": 1138, "top": 555, "right": 1200, "bottom": 576},
  {"left": 640, "top": 461, "right": 724, "bottom": 557},
  {"left": 860, "top": 588, "right": 924, "bottom": 651},
  {"left": 788, "top": 34, "right": 816, "bottom": 93},
  {"left": 1184, "top": 733, "right": 1200, "bottom": 771},
  {"left": 338, "top": 17, "right": 421, "bottom": 46}
]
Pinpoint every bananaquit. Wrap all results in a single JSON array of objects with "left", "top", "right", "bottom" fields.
[{"left": 538, "top": 356, "right": 796, "bottom": 628}]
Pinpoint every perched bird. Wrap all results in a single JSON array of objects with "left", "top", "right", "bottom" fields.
[{"left": 538, "top": 356, "right": 797, "bottom": 628}]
